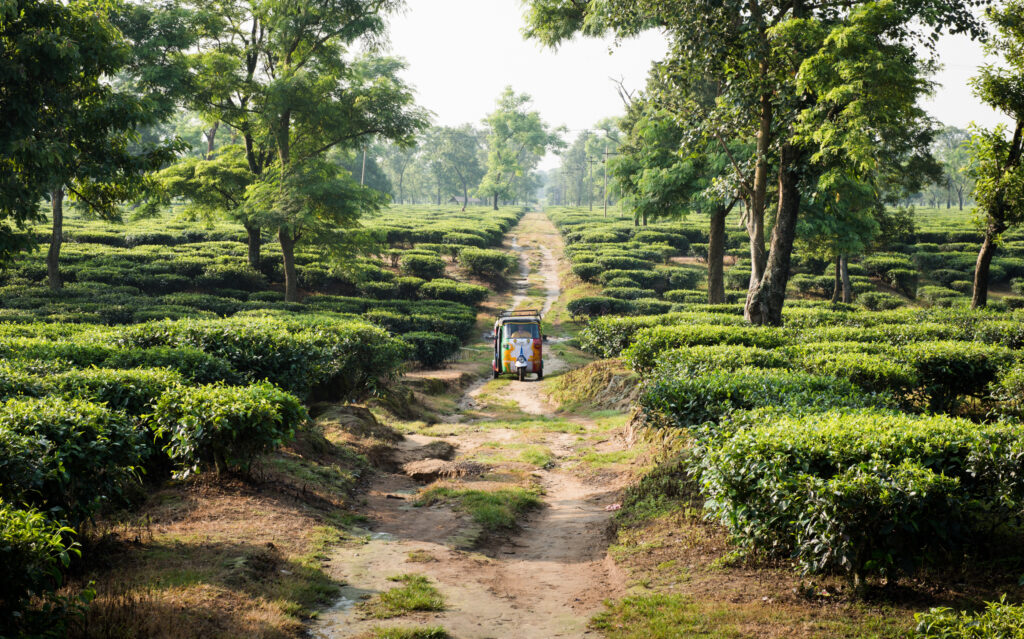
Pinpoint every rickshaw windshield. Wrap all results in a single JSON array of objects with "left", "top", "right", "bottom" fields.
[{"left": 504, "top": 323, "right": 540, "bottom": 339}]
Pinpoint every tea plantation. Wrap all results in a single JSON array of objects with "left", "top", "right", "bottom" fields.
[
  {"left": 0, "top": 204, "right": 522, "bottom": 630},
  {"left": 553, "top": 206, "right": 1024, "bottom": 621}
]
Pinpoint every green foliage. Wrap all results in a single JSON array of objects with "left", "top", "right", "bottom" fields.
[
  {"left": 899, "top": 341, "right": 1014, "bottom": 412},
  {"left": 458, "top": 247, "right": 517, "bottom": 279},
  {"left": 698, "top": 409, "right": 1024, "bottom": 584},
  {"left": 400, "top": 254, "right": 447, "bottom": 280},
  {"left": 640, "top": 367, "right": 873, "bottom": 431},
  {"left": 122, "top": 317, "right": 409, "bottom": 400},
  {"left": 567, "top": 296, "right": 636, "bottom": 319},
  {"left": 915, "top": 598, "right": 1024, "bottom": 638},
  {"left": 0, "top": 501, "right": 79, "bottom": 638},
  {"left": 418, "top": 279, "right": 489, "bottom": 305},
  {"left": 0, "top": 397, "right": 144, "bottom": 526},
  {"left": 401, "top": 331, "right": 462, "bottom": 369},
  {"left": 153, "top": 382, "right": 306, "bottom": 475},
  {"left": 624, "top": 325, "right": 789, "bottom": 373}
]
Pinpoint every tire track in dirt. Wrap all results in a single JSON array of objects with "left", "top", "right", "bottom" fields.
[{"left": 311, "top": 212, "right": 626, "bottom": 639}]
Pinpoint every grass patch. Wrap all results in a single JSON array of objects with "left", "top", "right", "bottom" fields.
[
  {"left": 477, "top": 442, "right": 554, "bottom": 468},
  {"left": 414, "top": 485, "right": 542, "bottom": 531},
  {"left": 359, "top": 574, "right": 446, "bottom": 619},
  {"left": 476, "top": 417, "right": 585, "bottom": 433},
  {"left": 579, "top": 449, "right": 640, "bottom": 469},
  {"left": 365, "top": 627, "right": 450, "bottom": 639},
  {"left": 592, "top": 595, "right": 740, "bottom": 639},
  {"left": 406, "top": 550, "right": 437, "bottom": 563}
]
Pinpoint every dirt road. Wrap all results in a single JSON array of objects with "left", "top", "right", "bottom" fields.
[{"left": 311, "top": 212, "right": 628, "bottom": 638}]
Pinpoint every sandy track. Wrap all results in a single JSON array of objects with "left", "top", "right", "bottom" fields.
[{"left": 312, "top": 212, "right": 625, "bottom": 638}]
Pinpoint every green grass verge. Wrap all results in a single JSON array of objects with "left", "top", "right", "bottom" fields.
[
  {"left": 360, "top": 574, "right": 446, "bottom": 619},
  {"left": 414, "top": 486, "right": 542, "bottom": 531}
]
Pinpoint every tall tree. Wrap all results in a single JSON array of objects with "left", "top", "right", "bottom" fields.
[
  {"left": 381, "top": 143, "right": 418, "bottom": 204},
  {"left": 968, "top": 1, "right": 1024, "bottom": 309},
  {"left": 524, "top": 0, "right": 986, "bottom": 325},
  {"left": 0, "top": 0, "right": 181, "bottom": 287},
  {"left": 428, "top": 126, "right": 485, "bottom": 210},
  {"left": 935, "top": 126, "right": 974, "bottom": 210},
  {"left": 479, "top": 87, "right": 562, "bottom": 211},
  {"left": 176, "top": 0, "right": 427, "bottom": 301}
]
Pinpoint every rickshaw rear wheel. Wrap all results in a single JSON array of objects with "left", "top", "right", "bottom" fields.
[{"left": 537, "top": 366, "right": 543, "bottom": 380}]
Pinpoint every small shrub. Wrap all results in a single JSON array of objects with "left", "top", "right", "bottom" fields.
[
  {"left": 624, "top": 325, "right": 789, "bottom": 373},
  {"left": 458, "top": 247, "right": 517, "bottom": 279},
  {"left": 915, "top": 598, "right": 1024, "bottom": 638},
  {"left": 400, "top": 254, "right": 446, "bottom": 280},
  {"left": 401, "top": 331, "right": 462, "bottom": 368},
  {"left": 899, "top": 341, "right": 1014, "bottom": 412},
  {"left": 418, "top": 279, "right": 488, "bottom": 305},
  {"left": 567, "top": 296, "right": 636, "bottom": 319},
  {"left": 858, "top": 292, "right": 904, "bottom": 311},
  {"left": 0, "top": 397, "right": 144, "bottom": 525},
  {"left": 153, "top": 382, "right": 306, "bottom": 475},
  {"left": 0, "top": 502, "right": 78, "bottom": 638},
  {"left": 640, "top": 367, "right": 871, "bottom": 430},
  {"left": 196, "top": 263, "right": 265, "bottom": 291}
]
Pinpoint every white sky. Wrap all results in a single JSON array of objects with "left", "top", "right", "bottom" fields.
[{"left": 386, "top": 1, "right": 1011, "bottom": 171}]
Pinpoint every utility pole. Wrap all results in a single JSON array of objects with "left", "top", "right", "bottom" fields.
[
  {"left": 587, "top": 156, "right": 600, "bottom": 211},
  {"left": 603, "top": 146, "right": 619, "bottom": 217}
]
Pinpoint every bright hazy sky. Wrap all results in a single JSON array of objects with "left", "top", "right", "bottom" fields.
[{"left": 386, "top": 1, "right": 1011, "bottom": 170}]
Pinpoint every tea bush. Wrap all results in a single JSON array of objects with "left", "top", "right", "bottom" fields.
[
  {"left": 698, "top": 409, "right": 1024, "bottom": 583},
  {"left": 0, "top": 502, "right": 77, "bottom": 638},
  {"left": 419, "top": 278, "right": 489, "bottom": 305},
  {"left": 400, "top": 254, "right": 446, "bottom": 280},
  {"left": 898, "top": 341, "right": 1014, "bottom": 412},
  {"left": 567, "top": 296, "right": 636, "bottom": 319},
  {"left": 121, "top": 317, "right": 409, "bottom": 399},
  {"left": 0, "top": 397, "right": 144, "bottom": 526},
  {"left": 624, "top": 325, "right": 789, "bottom": 372},
  {"left": 153, "top": 382, "right": 306, "bottom": 475},
  {"left": 915, "top": 599, "right": 1024, "bottom": 638},
  {"left": 639, "top": 367, "right": 871, "bottom": 430},
  {"left": 458, "top": 247, "right": 518, "bottom": 279},
  {"left": 401, "top": 331, "right": 463, "bottom": 368}
]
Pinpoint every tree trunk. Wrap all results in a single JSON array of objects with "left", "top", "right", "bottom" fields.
[
  {"left": 244, "top": 223, "right": 261, "bottom": 271},
  {"left": 747, "top": 91, "right": 772, "bottom": 298},
  {"left": 204, "top": 122, "right": 219, "bottom": 159},
  {"left": 746, "top": 145, "right": 801, "bottom": 326},
  {"left": 279, "top": 228, "right": 299, "bottom": 302},
  {"left": 957, "top": 188, "right": 964, "bottom": 211},
  {"left": 707, "top": 205, "right": 727, "bottom": 304},
  {"left": 840, "top": 255, "right": 852, "bottom": 304},
  {"left": 493, "top": 193, "right": 499, "bottom": 211},
  {"left": 746, "top": 201, "right": 767, "bottom": 295},
  {"left": 972, "top": 225, "right": 1003, "bottom": 309},
  {"left": 973, "top": 122, "right": 1022, "bottom": 308},
  {"left": 47, "top": 187, "right": 64, "bottom": 290},
  {"left": 461, "top": 181, "right": 468, "bottom": 212},
  {"left": 831, "top": 257, "right": 841, "bottom": 303}
]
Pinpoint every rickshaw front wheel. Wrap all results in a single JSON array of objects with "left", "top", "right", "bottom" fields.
[{"left": 518, "top": 367, "right": 526, "bottom": 382}]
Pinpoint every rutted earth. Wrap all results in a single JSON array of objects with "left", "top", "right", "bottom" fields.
[{"left": 312, "top": 212, "right": 629, "bottom": 638}]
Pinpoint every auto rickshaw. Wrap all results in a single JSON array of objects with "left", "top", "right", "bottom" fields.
[{"left": 492, "top": 309, "right": 543, "bottom": 381}]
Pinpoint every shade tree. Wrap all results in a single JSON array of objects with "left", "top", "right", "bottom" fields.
[
  {"left": 968, "top": 1, "right": 1024, "bottom": 309},
  {"left": 479, "top": 87, "right": 563, "bottom": 210}
]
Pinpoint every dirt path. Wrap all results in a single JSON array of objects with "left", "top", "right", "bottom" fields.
[{"left": 311, "top": 212, "right": 627, "bottom": 638}]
